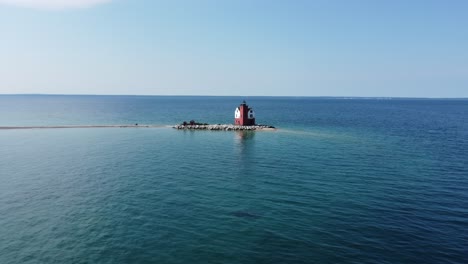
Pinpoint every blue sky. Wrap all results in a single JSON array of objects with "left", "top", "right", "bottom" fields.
[{"left": 0, "top": 0, "right": 467, "bottom": 97}]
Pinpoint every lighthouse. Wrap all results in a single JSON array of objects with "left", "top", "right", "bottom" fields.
[{"left": 234, "top": 100, "right": 256, "bottom": 126}]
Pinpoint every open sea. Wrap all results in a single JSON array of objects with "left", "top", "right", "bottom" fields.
[{"left": 0, "top": 95, "right": 467, "bottom": 264}]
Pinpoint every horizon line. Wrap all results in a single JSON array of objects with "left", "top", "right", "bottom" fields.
[{"left": 0, "top": 93, "right": 467, "bottom": 100}]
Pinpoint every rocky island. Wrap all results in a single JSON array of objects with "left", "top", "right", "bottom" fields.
[
  {"left": 173, "top": 101, "right": 275, "bottom": 131},
  {"left": 173, "top": 123, "right": 275, "bottom": 131}
]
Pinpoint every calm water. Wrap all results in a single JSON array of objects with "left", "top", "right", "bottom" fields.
[{"left": 1, "top": 95, "right": 467, "bottom": 264}]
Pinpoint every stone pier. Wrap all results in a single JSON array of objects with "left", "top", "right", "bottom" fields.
[{"left": 173, "top": 124, "right": 275, "bottom": 131}]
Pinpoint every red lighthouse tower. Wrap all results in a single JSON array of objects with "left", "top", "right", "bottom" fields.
[{"left": 234, "top": 100, "right": 256, "bottom": 126}]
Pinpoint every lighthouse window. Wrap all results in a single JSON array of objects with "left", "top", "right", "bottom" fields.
[
  {"left": 235, "top": 108, "right": 241, "bottom": 118},
  {"left": 248, "top": 110, "right": 254, "bottom": 119}
]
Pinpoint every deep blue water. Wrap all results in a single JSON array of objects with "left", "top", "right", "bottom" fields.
[{"left": 1, "top": 95, "right": 467, "bottom": 264}]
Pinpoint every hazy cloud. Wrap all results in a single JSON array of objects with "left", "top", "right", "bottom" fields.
[{"left": 0, "top": 0, "right": 112, "bottom": 10}]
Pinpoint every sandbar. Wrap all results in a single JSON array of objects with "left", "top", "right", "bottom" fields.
[{"left": 0, "top": 125, "right": 164, "bottom": 130}]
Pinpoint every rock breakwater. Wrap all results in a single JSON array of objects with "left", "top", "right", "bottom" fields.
[{"left": 173, "top": 124, "right": 276, "bottom": 131}]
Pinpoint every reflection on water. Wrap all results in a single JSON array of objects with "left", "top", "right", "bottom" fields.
[
  {"left": 234, "top": 131, "right": 256, "bottom": 173},
  {"left": 235, "top": 131, "right": 255, "bottom": 151},
  {"left": 235, "top": 130, "right": 255, "bottom": 142}
]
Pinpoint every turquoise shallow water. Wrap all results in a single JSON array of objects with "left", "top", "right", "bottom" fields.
[{"left": 1, "top": 95, "right": 467, "bottom": 263}]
